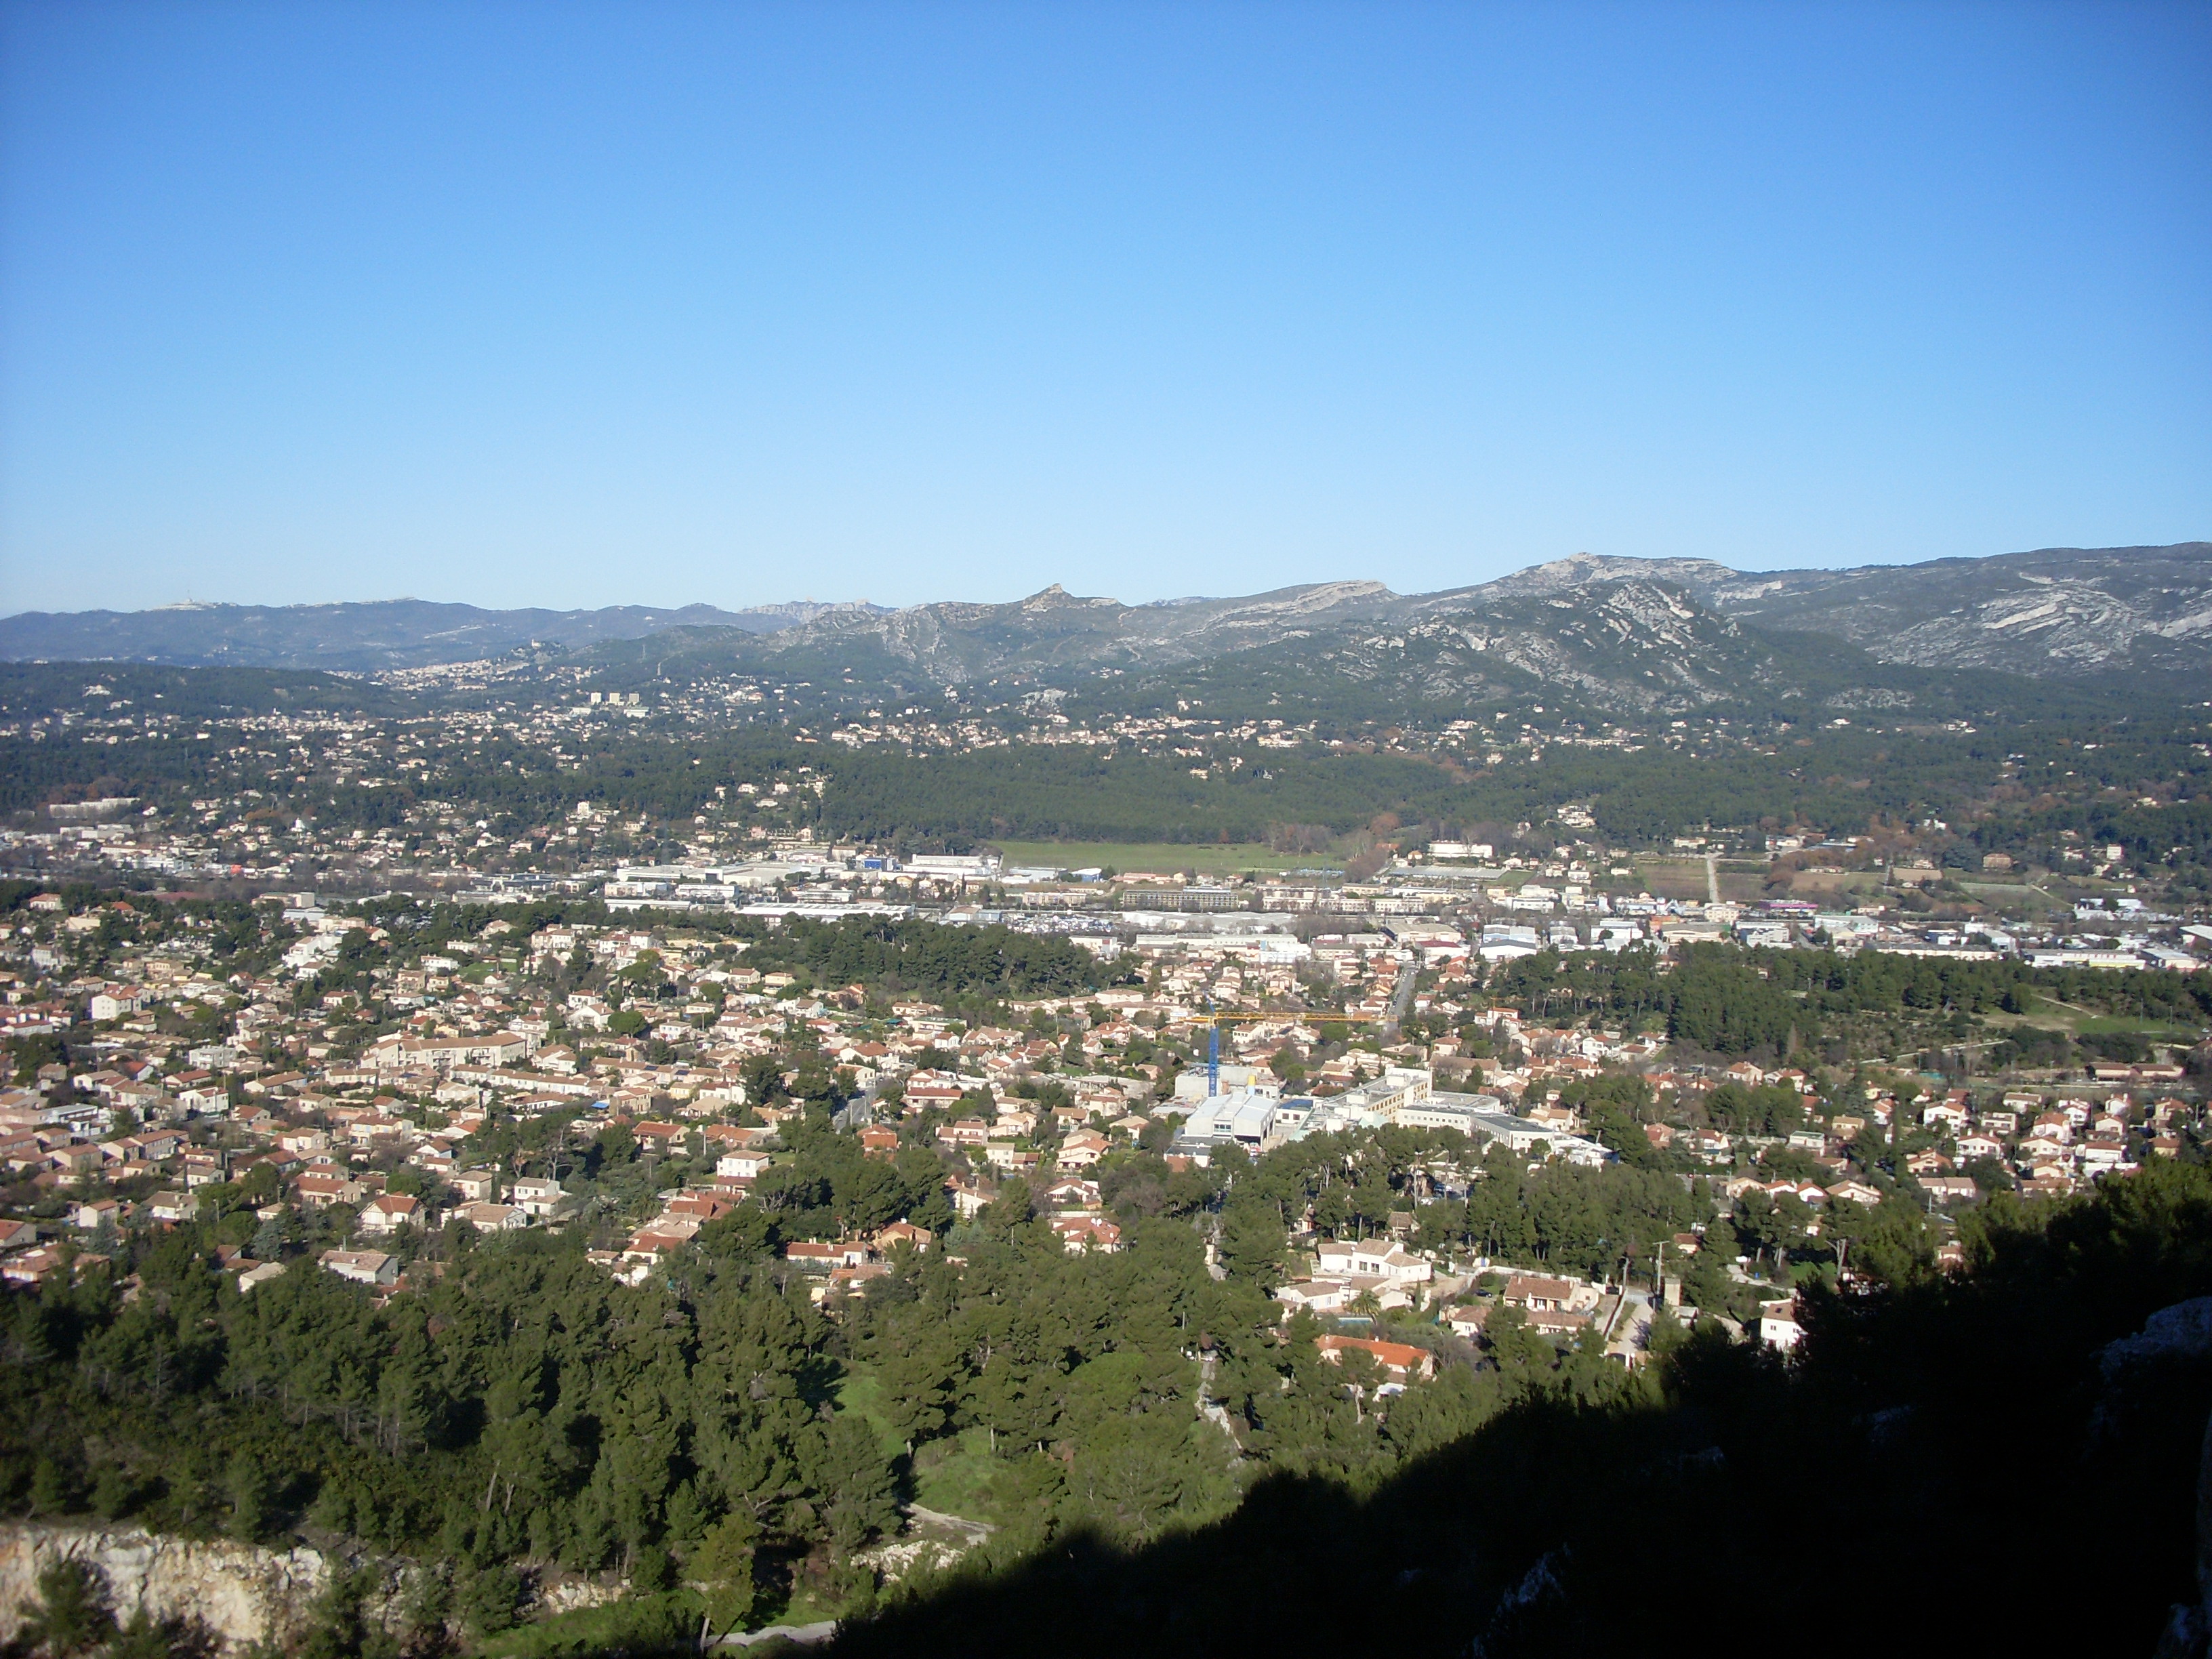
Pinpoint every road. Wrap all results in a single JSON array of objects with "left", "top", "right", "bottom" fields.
[{"left": 1382, "top": 962, "right": 1418, "bottom": 1043}]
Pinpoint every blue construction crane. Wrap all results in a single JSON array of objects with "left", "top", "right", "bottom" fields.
[{"left": 1199, "top": 1004, "right": 1376, "bottom": 1097}]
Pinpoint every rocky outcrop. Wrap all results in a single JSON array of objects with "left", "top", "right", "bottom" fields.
[
  {"left": 0, "top": 1523, "right": 341, "bottom": 1651},
  {"left": 0, "top": 1524, "right": 634, "bottom": 1654},
  {"left": 1691, "top": 542, "right": 2212, "bottom": 678}
]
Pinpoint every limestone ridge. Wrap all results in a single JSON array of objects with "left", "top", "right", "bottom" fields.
[
  {"left": 3, "top": 544, "right": 2206, "bottom": 682},
  {"left": 745, "top": 545, "right": 2212, "bottom": 689},
  {"left": 1689, "top": 543, "right": 2212, "bottom": 676}
]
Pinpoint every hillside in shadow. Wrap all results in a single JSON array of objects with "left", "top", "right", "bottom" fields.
[{"left": 824, "top": 1164, "right": 2212, "bottom": 1659}]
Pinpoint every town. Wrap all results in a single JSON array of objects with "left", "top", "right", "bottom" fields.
[
  {"left": 3, "top": 827, "right": 2201, "bottom": 1353},
  {"left": 6, "top": 0, "right": 2207, "bottom": 1645}
]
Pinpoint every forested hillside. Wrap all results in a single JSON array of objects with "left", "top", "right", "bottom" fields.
[
  {"left": 7, "top": 1156, "right": 2203, "bottom": 1657},
  {"left": 826, "top": 1161, "right": 2212, "bottom": 1659}
]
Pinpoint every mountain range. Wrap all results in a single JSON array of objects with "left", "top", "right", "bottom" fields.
[
  {"left": 0, "top": 596, "right": 883, "bottom": 672},
  {"left": 5, "top": 542, "right": 2205, "bottom": 687}
]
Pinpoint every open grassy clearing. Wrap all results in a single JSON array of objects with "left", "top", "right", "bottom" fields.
[
  {"left": 2074, "top": 1015, "right": 2207, "bottom": 1040},
  {"left": 1959, "top": 881, "right": 2064, "bottom": 913},
  {"left": 833, "top": 1367, "right": 909, "bottom": 1463},
  {"left": 1990, "top": 995, "right": 2205, "bottom": 1040},
  {"left": 838, "top": 1366, "right": 1004, "bottom": 1525},
  {"left": 910, "top": 1427, "right": 1004, "bottom": 1524},
  {"left": 1630, "top": 857, "right": 1722, "bottom": 900}
]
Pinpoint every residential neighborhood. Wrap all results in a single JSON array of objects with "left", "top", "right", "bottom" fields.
[{"left": 1, "top": 861, "right": 2202, "bottom": 1378}]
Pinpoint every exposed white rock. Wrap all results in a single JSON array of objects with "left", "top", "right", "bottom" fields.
[{"left": 0, "top": 1524, "right": 338, "bottom": 1652}]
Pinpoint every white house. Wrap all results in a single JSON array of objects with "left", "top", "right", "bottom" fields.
[
  {"left": 1758, "top": 1296, "right": 1803, "bottom": 1351},
  {"left": 359, "top": 1193, "right": 421, "bottom": 1235},
  {"left": 320, "top": 1248, "right": 398, "bottom": 1287},
  {"left": 1272, "top": 1278, "right": 1353, "bottom": 1318},
  {"left": 506, "top": 1179, "right": 581, "bottom": 1221},
  {"left": 1315, "top": 1239, "right": 1433, "bottom": 1284},
  {"left": 89, "top": 988, "right": 143, "bottom": 1022},
  {"left": 148, "top": 1191, "right": 201, "bottom": 1225},
  {"left": 452, "top": 1200, "right": 529, "bottom": 1232}
]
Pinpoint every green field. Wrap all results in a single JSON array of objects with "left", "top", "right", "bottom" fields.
[
  {"left": 837, "top": 1367, "right": 1003, "bottom": 1523},
  {"left": 988, "top": 839, "right": 1337, "bottom": 877},
  {"left": 909, "top": 1427, "right": 1005, "bottom": 1523},
  {"left": 833, "top": 1368, "right": 909, "bottom": 1461},
  {"left": 2075, "top": 1015, "right": 2205, "bottom": 1040},
  {"left": 1960, "top": 881, "right": 2063, "bottom": 914},
  {"left": 1992, "top": 995, "right": 2206, "bottom": 1040}
]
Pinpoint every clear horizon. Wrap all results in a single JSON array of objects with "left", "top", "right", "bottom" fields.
[{"left": 3, "top": 2, "right": 2208, "bottom": 617}]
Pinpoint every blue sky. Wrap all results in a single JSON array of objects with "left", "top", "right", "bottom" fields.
[{"left": 2, "top": 1, "right": 2207, "bottom": 615}]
